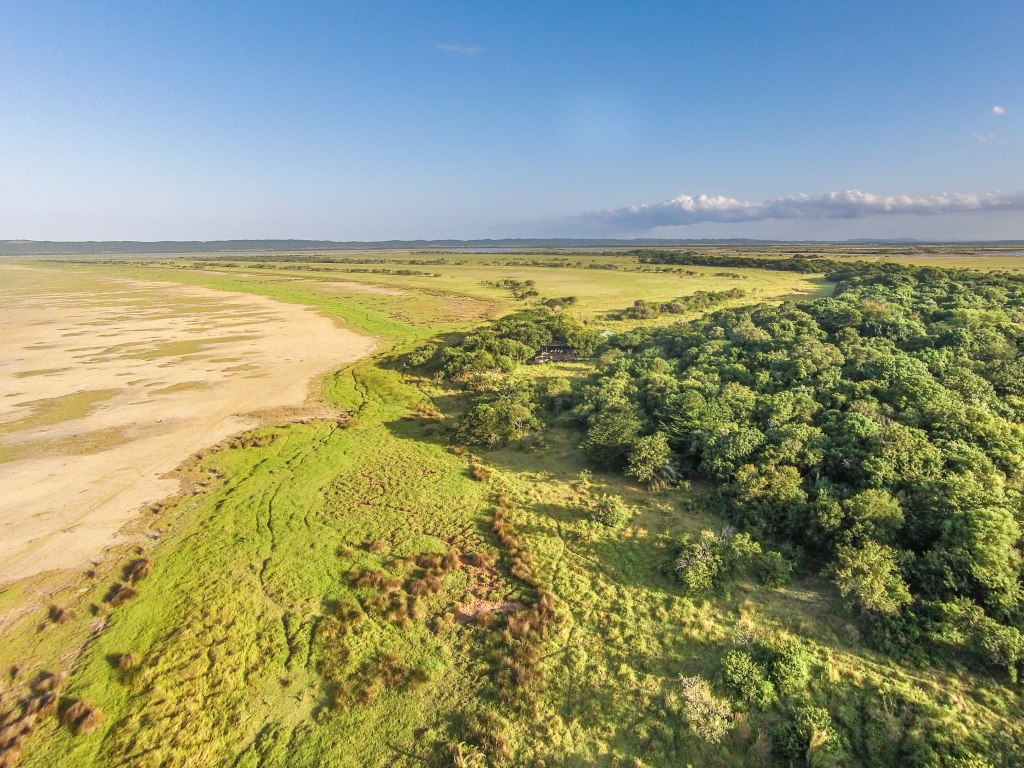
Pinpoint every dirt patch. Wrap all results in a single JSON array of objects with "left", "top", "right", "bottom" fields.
[
  {"left": 0, "top": 266, "right": 377, "bottom": 584},
  {"left": 454, "top": 599, "right": 526, "bottom": 624}
]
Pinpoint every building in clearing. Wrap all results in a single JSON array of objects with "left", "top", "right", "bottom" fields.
[{"left": 528, "top": 342, "right": 576, "bottom": 365}]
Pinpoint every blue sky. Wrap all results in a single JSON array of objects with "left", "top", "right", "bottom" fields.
[{"left": 2, "top": 1, "right": 1022, "bottom": 240}]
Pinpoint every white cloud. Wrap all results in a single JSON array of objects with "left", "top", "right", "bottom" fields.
[
  {"left": 993, "top": 105, "right": 1007, "bottom": 116},
  {"left": 437, "top": 43, "right": 483, "bottom": 56},
  {"left": 972, "top": 131, "right": 996, "bottom": 143},
  {"left": 581, "top": 190, "right": 1024, "bottom": 230}
]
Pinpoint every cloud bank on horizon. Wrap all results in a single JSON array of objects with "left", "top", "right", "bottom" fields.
[{"left": 581, "top": 190, "right": 1024, "bottom": 231}]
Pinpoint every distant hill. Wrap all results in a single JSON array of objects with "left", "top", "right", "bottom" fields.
[{"left": 2, "top": 238, "right": 1023, "bottom": 256}]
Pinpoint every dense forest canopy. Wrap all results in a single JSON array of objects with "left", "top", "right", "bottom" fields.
[{"left": 576, "top": 262, "right": 1024, "bottom": 675}]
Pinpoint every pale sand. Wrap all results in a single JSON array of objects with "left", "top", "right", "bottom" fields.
[{"left": 0, "top": 266, "right": 377, "bottom": 584}]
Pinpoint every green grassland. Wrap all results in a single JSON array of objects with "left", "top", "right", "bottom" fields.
[{"left": 3, "top": 249, "right": 1024, "bottom": 767}]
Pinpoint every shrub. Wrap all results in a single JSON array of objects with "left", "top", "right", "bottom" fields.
[
  {"left": 61, "top": 700, "right": 103, "bottom": 735},
  {"left": 463, "top": 551, "right": 498, "bottom": 569},
  {"left": 679, "top": 676, "right": 733, "bottom": 743},
  {"left": 764, "top": 637, "right": 812, "bottom": 695},
  {"left": 368, "top": 540, "right": 389, "bottom": 554},
  {"left": 350, "top": 569, "right": 388, "bottom": 589},
  {"left": 590, "top": 494, "right": 633, "bottom": 528},
  {"left": 770, "top": 704, "right": 833, "bottom": 762},
  {"left": 48, "top": 605, "right": 69, "bottom": 623},
  {"left": 124, "top": 558, "right": 152, "bottom": 583},
  {"left": 30, "top": 672, "right": 66, "bottom": 694},
  {"left": 757, "top": 550, "right": 793, "bottom": 587},
  {"left": 105, "top": 584, "right": 137, "bottom": 607},
  {"left": 470, "top": 464, "right": 492, "bottom": 481},
  {"left": 674, "top": 529, "right": 790, "bottom": 593},
  {"left": 117, "top": 653, "right": 139, "bottom": 670},
  {"left": 721, "top": 650, "right": 776, "bottom": 709}
]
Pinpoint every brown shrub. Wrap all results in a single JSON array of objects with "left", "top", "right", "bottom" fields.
[
  {"left": 448, "top": 444, "right": 467, "bottom": 456},
  {"left": 368, "top": 540, "right": 389, "bottom": 555},
  {"left": 350, "top": 569, "right": 388, "bottom": 589},
  {"left": 105, "top": 584, "right": 137, "bottom": 607},
  {"left": 0, "top": 715, "right": 33, "bottom": 748},
  {"left": 61, "top": 700, "right": 103, "bottom": 735},
  {"left": 361, "top": 592, "right": 389, "bottom": 613},
  {"left": 30, "top": 672, "right": 66, "bottom": 695},
  {"left": 117, "top": 654, "right": 139, "bottom": 671},
  {"left": 416, "top": 553, "right": 445, "bottom": 569},
  {"left": 384, "top": 592, "right": 413, "bottom": 623},
  {"left": 470, "top": 464, "right": 492, "bottom": 481},
  {"left": 27, "top": 693, "right": 58, "bottom": 719},
  {"left": 408, "top": 575, "right": 443, "bottom": 596},
  {"left": 505, "top": 613, "right": 534, "bottom": 640},
  {"left": 442, "top": 549, "right": 462, "bottom": 571},
  {"left": 47, "top": 605, "right": 69, "bottom": 624},
  {"left": 462, "top": 551, "right": 498, "bottom": 569},
  {"left": 124, "top": 558, "right": 152, "bottom": 583}
]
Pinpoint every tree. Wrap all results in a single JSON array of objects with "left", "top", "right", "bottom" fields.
[
  {"left": 626, "top": 432, "right": 674, "bottom": 487},
  {"left": 832, "top": 541, "right": 912, "bottom": 616},
  {"left": 679, "top": 676, "right": 733, "bottom": 744},
  {"left": 580, "top": 405, "right": 644, "bottom": 468},
  {"left": 590, "top": 494, "right": 633, "bottom": 528},
  {"left": 721, "top": 650, "right": 776, "bottom": 709}
]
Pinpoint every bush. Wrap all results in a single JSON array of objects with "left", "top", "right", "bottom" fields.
[
  {"left": 757, "top": 550, "right": 793, "bottom": 587},
  {"left": 721, "top": 650, "right": 776, "bottom": 709},
  {"left": 117, "top": 653, "right": 139, "bottom": 670},
  {"left": 770, "top": 704, "right": 833, "bottom": 762},
  {"left": 764, "top": 636, "right": 812, "bottom": 695},
  {"left": 679, "top": 675, "right": 733, "bottom": 743},
  {"left": 590, "top": 494, "right": 633, "bottom": 528},
  {"left": 61, "top": 700, "right": 103, "bottom": 735},
  {"left": 124, "top": 558, "right": 152, "bottom": 583}
]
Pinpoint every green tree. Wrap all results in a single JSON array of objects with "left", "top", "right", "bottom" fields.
[{"left": 833, "top": 541, "right": 912, "bottom": 616}]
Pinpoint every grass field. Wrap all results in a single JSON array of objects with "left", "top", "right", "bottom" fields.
[{"left": 2, "top": 248, "right": 1023, "bottom": 767}]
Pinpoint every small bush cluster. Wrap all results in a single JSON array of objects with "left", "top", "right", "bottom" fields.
[
  {"left": 488, "top": 495, "right": 560, "bottom": 705},
  {"left": 60, "top": 700, "right": 103, "bottom": 735},
  {"left": 673, "top": 528, "right": 791, "bottom": 593},
  {"left": 679, "top": 675, "right": 733, "bottom": 743},
  {"left": 226, "top": 432, "right": 276, "bottom": 450},
  {"left": 0, "top": 672, "right": 72, "bottom": 767},
  {"left": 721, "top": 650, "right": 776, "bottom": 709},
  {"left": 345, "top": 545, "right": 465, "bottom": 627},
  {"left": 124, "top": 557, "right": 152, "bottom": 583},
  {"left": 105, "top": 583, "right": 138, "bottom": 607},
  {"left": 47, "top": 605, "right": 69, "bottom": 624},
  {"left": 408, "top": 309, "right": 601, "bottom": 380},
  {"left": 770, "top": 703, "right": 834, "bottom": 762},
  {"left": 589, "top": 494, "right": 633, "bottom": 528}
]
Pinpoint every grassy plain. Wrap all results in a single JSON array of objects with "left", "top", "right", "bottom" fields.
[{"left": 2, "top": 248, "right": 1023, "bottom": 767}]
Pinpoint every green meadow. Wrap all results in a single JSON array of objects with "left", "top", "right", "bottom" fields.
[{"left": 3, "top": 248, "right": 1024, "bottom": 767}]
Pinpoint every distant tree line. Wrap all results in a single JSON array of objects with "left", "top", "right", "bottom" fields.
[
  {"left": 629, "top": 249, "right": 852, "bottom": 273},
  {"left": 617, "top": 288, "right": 747, "bottom": 320}
]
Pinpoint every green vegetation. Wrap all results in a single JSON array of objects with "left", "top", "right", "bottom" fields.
[
  {"left": 617, "top": 287, "right": 747, "bottom": 320},
  {"left": 4, "top": 250, "right": 1024, "bottom": 767}
]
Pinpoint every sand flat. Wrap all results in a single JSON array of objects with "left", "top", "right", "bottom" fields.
[{"left": 0, "top": 266, "right": 376, "bottom": 584}]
